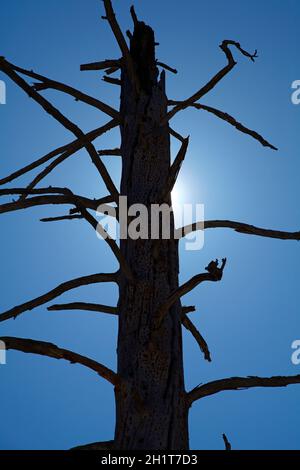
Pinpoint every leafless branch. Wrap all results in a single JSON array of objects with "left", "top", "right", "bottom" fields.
[
  {"left": 0, "top": 58, "right": 119, "bottom": 199},
  {"left": 48, "top": 302, "right": 117, "bottom": 315},
  {"left": 102, "top": 0, "right": 138, "bottom": 88},
  {"left": 156, "top": 61, "right": 177, "bottom": 74},
  {"left": 80, "top": 59, "right": 121, "bottom": 72},
  {"left": 40, "top": 214, "right": 84, "bottom": 222},
  {"left": 163, "top": 137, "right": 189, "bottom": 200},
  {"left": 0, "top": 272, "right": 118, "bottom": 323},
  {"left": 169, "top": 101, "right": 277, "bottom": 150},
  {"left": 0, "top": 187, "right": 106, "bottom": 215},
  {"left": 3, "top": 60, "right": 119, "bottom": 119},
  {"left": 182, "top": 306, "right": 196, "bottom": 315},
  {"left": 222, "top": 433, "right": 232, "bottom": 450},
  {"left": 167, "top": 40, "right": 259, "bottom": 121},
  {"left": 102, "top": 76, "right": 121, "bottom": 86},
  {"left": 182, "top": 313, "right": 211, "bottom": 362},
  {"left": 155, "top": 259, "right": 226, "bottom": 327},
  {"left": 0, "top": 336, "right": 119, "bottom": 386},
  {"left": 130, "top": 5, "right": 139, "bottom": 27},
  {"left": 71, "top": 440, "right": 115, "bottom": 450},
  {"left": 169, "top": 127, "right": 186, "bottom": 143},
  {"left": 176, "top": 220, "right": 300, "bottom": 241},
  {"left": 188, "top": 374, "right": 300, "bottom": 405},
  {"left": 0, "top": 120, "right": 118, "bottom": 187},
  {"left": 98, "top": 148, "right": 122, "bottom": 157}
]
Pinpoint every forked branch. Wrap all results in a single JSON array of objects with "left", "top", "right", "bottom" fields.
[
  {"left": 167, "top": 40, "right": 259, "bottom": 121},
  {"left": 0, "top": 336, "right": 119, "bottom": 386}
]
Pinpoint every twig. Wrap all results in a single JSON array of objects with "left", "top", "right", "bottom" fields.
[{"left": 40, "top": 214, "right": 84, "bottom": 222}]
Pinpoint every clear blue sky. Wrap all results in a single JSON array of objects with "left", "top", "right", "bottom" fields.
[{"left": 1, "top": 0, "right": 300, "bottom": 450}]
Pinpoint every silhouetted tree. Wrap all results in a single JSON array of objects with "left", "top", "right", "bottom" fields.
[{"left": 1, "top": 1, "right": 299, "bottom": 450}]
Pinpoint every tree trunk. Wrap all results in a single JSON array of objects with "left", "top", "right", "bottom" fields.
[{"left": 114, "top": 19, "right": 189, "bottom": 450}]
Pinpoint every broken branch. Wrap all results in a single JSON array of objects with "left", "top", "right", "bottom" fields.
[
  {"left": 182, "top": 313, "right": 211, "bottom": 362},
  {"left": 48, "top": 302, "right": 117, "bottom": 315}
]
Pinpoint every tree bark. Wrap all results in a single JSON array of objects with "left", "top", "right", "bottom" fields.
[{"left": 114, "top": 19, "right": 189, "bottom": 450}]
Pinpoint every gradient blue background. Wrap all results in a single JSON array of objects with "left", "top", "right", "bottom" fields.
[{"left": 0, "top": 0, "right": 299, "bottom": 449}]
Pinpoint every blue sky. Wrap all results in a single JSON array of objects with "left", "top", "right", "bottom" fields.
[{"left": 0, "top": 0, "right": 300, "bottom": 449}]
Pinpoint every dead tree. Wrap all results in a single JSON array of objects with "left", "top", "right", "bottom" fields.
[{"left": 1, "top": 1, "right": 300, "bottom": 450}]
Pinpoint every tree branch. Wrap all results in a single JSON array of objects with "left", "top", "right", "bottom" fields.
[
  {"left": 0, "top": 187, "right": 106, "bottom": 215},
  {"left": 182, "top": 313, "right": 211, "bottom": 362},
  {"left": 102, "top": 0, "right": 137, "bottom": 88},
  {"left": 40, "top": 214, "right": 84, "bottom": 223},
  {"left": 155, "top": 259, "right": 226, "bottom": 327},
  {"left": 188, "top": 374, "right": 300, "bottom": 405},
  {"left": 0, "top": 272, "right": 118, "bottom": 323},
  {"left": 222, "top": 433, "right": 232, "bottom": 451},
  {"left": 4, "top": 59, "right": 119, "bottom": 119},
  {"left": 0, "top": 58, "right": 119, "bottom": 199},
  {"left": 167, "top": 40, "right": 258, "bottom": 121},
  {"left": 71, "top": 440, "right": 114, "bottom": 450},
  {"left": 102, "top": 76, "right": 121, "bottom": 86},
  {"left": 169, "top": 127, "right": 186, "bottom": 143},
  {"left": 0, "top": 336, "right": 119, "bottom": 386},
  {"left": 168, "top": 101, "right": 277, "bottom": 150},
  {"left": 80, "top": 59, "right": 121, "bottom": 72},
  {"left": 163, "top": 136, "right": 189, "bottom": 200},
  {"left": 48, "top": 302, "right": 117, "bottom": 315},
  {"left": 176, "top": 220, "right": 300, "bottom": 241},
  {"left": 156, "top": 61, "right": 177, "bottom": 74},
  {"left": 0, "top": 120, "right": 118, "bottom": 187},
  {"left": 98, "top": 148, "right": 122, "bottom": 157}
]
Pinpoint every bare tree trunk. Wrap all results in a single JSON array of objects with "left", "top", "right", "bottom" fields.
[{"left": 114, "top": 20, "right": 189, "bottom": 450}]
